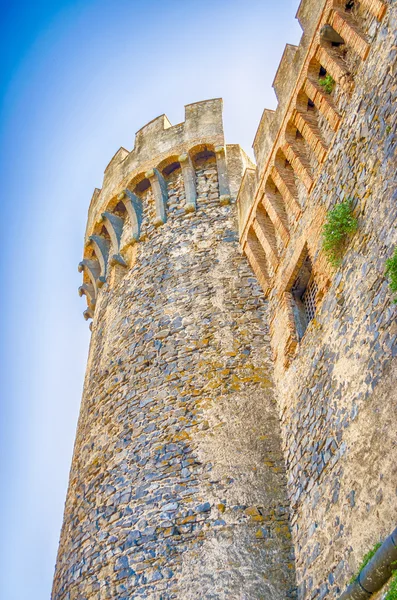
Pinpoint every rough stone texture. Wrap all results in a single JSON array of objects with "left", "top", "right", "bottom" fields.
[
  {"left": 54, "top": 1, "right": 397, "bottom": 598},
  {"left": 238, "top": 1, "right": 397, "bottom": 598},
  {"left": 53, "top": 138, "right": 296, "bottom": 598}
]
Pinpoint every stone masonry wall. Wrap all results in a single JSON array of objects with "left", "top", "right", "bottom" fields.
[
  {"left": 238, "top": 1, "right": 397, "bottom": 598},
  {"left": 53, "top": 155, "right": 296, "bottom": 599},
  {"left": 276, "top": 9, "right": 397, "bottom": 595}
]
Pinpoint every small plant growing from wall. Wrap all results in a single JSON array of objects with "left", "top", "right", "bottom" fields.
[
  {"left": 385, "top": 247, "right": 397, "bottom": 303},
  {"left": 319, "top": 74, "right": 335, "bottom": 94},
  {"left": 349, "top": 542, "right": 382, "bottom": 584},
  {"left": 322, "top": 199, "right": 358, "bottom": 267},
  {"left": 385, "top": 571, "right": 397, "bottom": 600}
]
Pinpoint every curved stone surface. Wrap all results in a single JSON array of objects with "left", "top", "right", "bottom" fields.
[{"left": 53, "top": 138, "right": 296, "bottom": 599}]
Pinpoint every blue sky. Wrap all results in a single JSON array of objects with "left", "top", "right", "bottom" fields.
[{"left": 0, "top": 1, "right": 301, "bottom": 598}]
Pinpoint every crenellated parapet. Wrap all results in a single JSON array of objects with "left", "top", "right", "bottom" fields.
[
  {"left": 237, "top": 0, "right": 388, "bottom": 368},
  {"left": 79, "top": 99, "right": 252, "bottom": 325},
  {"left": 86, "top": 99, "right": 225, "bottom": 234}
]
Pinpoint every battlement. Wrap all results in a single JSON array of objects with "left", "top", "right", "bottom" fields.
[
  {"left": 239, "top": 0, "right": 388, "bottom": 314},
  {"left": 87, "top": 98, "right": 225, "bottom": 234},
  {"left": 79, "top": 98, "right": 251, "bottom": 325},
  {"left": 248, "top": 0, "right": 386, "bottom": 180}
]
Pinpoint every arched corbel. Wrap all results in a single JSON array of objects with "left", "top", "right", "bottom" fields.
[
  {"left": 358, "top": 0, "right": 386, "bottom": 20},
  {"left": 88, "top": 235, "right": 109, "bottom": 287},
  {"left": 78, "top": 258, "right": 102, "bottom": 291},
  {"left": 282, "top": 140, "right": 314, "bottom": 192},
  {"left": 145, "top": 168, "right": 168, "bottom": 226},
  {"left": 118, "top": 190, "right": 142, "bottom": 244},
  {"left": 101, "top": 212, "right": 127, "bottom": 267},
  {"left": 327, "top": 11, "right": 370, "bottom": 61},
  {"left": 244, "top": 229, "right": 270, "bottom": 296},
  {"left": 303, "top": 78, "right": 341, "bottom": 132},
  {"left": 215, "top": 146, "right": 231, "bottom": 204},
  {"left": 316, "top": 46, "right": 352, "bottom": 90},
  {"left": 271, "top": 153, "right": 301, "bottom": 220},
  {"left": 320, "top": 24, "right": 345, "bottom": 45},
  {"left": 83, "top": 307, "right": 94, "bottom": 321},
  {"left": 293, "top": 108, "right": 329, "bottom": 164},
  {"left": 179, "top": 153, "right": 197, "bottom": 213},
  {"left": 78, "top": 283, "right": 96, "bottom": 309}
]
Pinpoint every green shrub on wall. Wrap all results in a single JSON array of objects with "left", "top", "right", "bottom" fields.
[
  {"left": 322, "top": 199, "right": 358, "bottom": 267},
  {"left": 385, "top": 247, "right": 397, "bottom": 303},
  {"left": 319, "top": 74, "right": 335, "bottom": 94}
]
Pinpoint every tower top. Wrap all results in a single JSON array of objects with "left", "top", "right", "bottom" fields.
[
  {"left": 86, "top": 98, "right": 224, "bottom": 237},
  {"left": 78, "top": 98, "right": 253, "bottom": 324}
]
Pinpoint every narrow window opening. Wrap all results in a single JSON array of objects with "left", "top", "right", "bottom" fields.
[
  {"left": 319, "top": 66, "right": 327, "bottom": 77},
  {"left": 307, "top": 99, "right": 315, "bottom": 112},
  {"left": 345, "top": 0, "right": 355, "bottom": 11},
  {"left": 291, "top": 256, "right": 317, "bottom": 340}
]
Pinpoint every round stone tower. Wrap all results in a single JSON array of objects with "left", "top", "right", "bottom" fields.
[{"left": 53, "top": 99, "right": 296, "bottom": 600}]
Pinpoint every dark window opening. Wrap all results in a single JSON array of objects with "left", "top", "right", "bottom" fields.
[
  {"left": 291, "top": 256, "right": 318, "bottom": 340},
  {"left": 135, "top": 178, "right": 150, "bottom": 193},
  {"left": 193, "top": 149, "right": 216, "bottom": 165},
  {"left": 114, "top": 201, "right": 126, "bottom": 216},
  {"left": 162, "top": 161, "right": 181, "bottom": 177},
  {"left": 345, "top": 0, "right": 355, "bottom": 11},
  {"left": 307, "top": 99, "right": 315, "bottom": 112},
  {"left": 319, "top": 66, "right": 327, "bottom": 77}
]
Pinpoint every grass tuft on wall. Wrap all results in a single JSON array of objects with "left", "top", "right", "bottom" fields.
[
  {"left": 322, "top": 199, "right": 358, "bottom": 268},
  {"left": 385, "top": 247, "right": 397, "bottom": 303}
]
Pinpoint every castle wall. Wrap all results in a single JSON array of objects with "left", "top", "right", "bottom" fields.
[
  {"left": 54, "top": 1, "right": 397, "bottom": 597},
  {"left": 238, "top": 1, "right": 397, "bottom": 597},
  {"left": 53, "top": 108, "right": 296, "bottom": 599}
]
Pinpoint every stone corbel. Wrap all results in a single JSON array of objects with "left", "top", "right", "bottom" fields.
[
  {"left": 78, "top": 258, "right": 102, "bottom": 291},
  {"left": 101, "top": 212, "right": 127, "bottom": 267},
  {"left": 88, "top": 235, "right": 110, "bottom": 287},
  {"left": 119, "top": 190, "right": 143, "bottom": 245},
  {"left": 145, "top": 168, "right": 167, "bottom": 226},
  {"left": 83, "top": 307, "right": 94, "bottom": 321},
  {"left": 283, "top": 141, "right": 313, "bottom": 192},
  {"left": 319, "top": 24, "right": 345, "bottom": 45},
  {"left": 78, "top": 283, "right": 96, "bottom": 309},
  {"left": 179, "top": 153, "right": 197, "bottom": 213},
  {"left": 214, "top": 146, "right": 231, "bottom": 205}
]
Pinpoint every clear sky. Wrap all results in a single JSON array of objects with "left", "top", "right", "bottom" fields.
[{"left": 0, "top": 1, "right": 301, "bottom": 598}]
